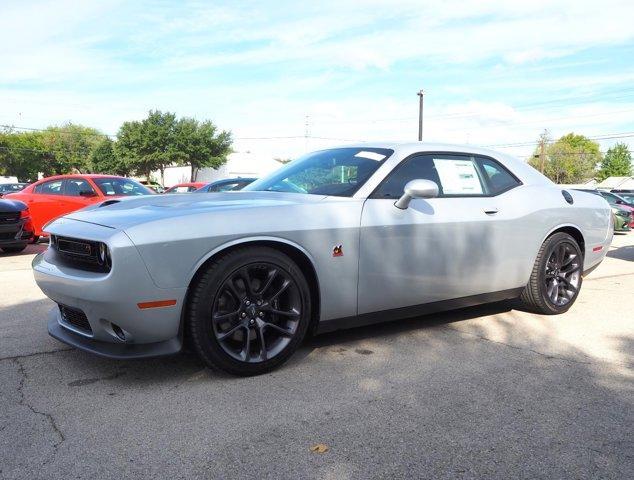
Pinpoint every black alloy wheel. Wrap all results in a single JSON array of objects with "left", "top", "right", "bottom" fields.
[
  {"left": 520, "top": 232, "right": 583, "bottom": 314},
  {"left": 212, "top": 262, "right": 302, "bottom": 363},
  {"left": 187, "top": 246, "right": 311, "bottom": 376},
  {"left": 543, "top": 241, "right": 582, "bottom": 306}
]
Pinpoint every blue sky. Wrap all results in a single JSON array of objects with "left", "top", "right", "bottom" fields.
[{"left": 2, "top": 0, "right": 634, "bottom": 159}]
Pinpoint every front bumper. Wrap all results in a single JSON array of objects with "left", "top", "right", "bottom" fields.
[
  {"left": 48, "top": 309, "right": 181, "bottom": 359},
  {"left": 33, "top": 222, "right": 187, "bottom": 358},
  {"left": 0, "top": 220, "right": 33, "bottom": 246}
]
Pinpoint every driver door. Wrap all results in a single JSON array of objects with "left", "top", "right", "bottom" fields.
[{"left": 357, "top": 153, "right": 523, "bottom": 315}]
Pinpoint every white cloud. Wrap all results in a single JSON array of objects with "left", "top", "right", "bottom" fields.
[{"left": 1, "top": 0, "right": 634, "bottom": 160}]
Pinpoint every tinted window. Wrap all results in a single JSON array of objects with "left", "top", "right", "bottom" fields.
[
  {"left": 210, "top": 181, "right": 243, "bottom": 192},
  {"left": 92, "top": 178, "right": 153, "bottom": 196},
  {"left": 374, "top": 154, "right": 488, "bottom": 198},
  {"left": 477, "top": 157, "right": 521, "bottom": 195},
  {"left": 245, "top": 148, "right": 393, "bottom": 197},
  {"left": 34, "top": 180, "right": 64, "bottom": 195},
  {"left": 64, "top": 178, "right": 95, "bottom": 197},
  {"left": 374, "top": 154, "right": 520, "bottom": 199}
]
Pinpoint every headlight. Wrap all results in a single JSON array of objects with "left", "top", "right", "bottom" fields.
[{"left": 98, "top": 242, "right": 111, "bottom": 269}]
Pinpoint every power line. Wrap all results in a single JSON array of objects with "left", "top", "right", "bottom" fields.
[{"left": 483, "top": 131, "right": 634, "bottom": 148}]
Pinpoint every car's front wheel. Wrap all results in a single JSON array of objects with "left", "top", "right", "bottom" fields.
[
  {"left": 520, "top": 232, "right": 583, "bottom": 314},
  {"left": 187, "top": 246, "right": 311, "bottom": 376}
]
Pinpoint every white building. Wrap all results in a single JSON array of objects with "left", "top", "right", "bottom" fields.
[
  {"left": 596, "top": 176, "right": 634, "bottom": 190},
  {"left": 159, "top": 151, "right": 283, "bottom": 188}
]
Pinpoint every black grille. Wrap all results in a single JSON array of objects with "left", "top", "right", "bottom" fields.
[
  {"left": 0, "top": 232, "right": 17, "bottom": 240},
  {"left": 0, "top": 212, "right": 19, "bottom": 224},
  {"left": 51, "top": 236, "right": 110, "bottom": 272},
  {"left": 59, "top": 304, "right": 92, "bottom": 334}
]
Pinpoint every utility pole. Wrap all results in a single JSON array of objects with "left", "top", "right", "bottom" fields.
[
  {"left": 304, "top": 115, "right": 310, "bottom": 152},
  {"left": 538, "top": 129, "right": 547, "bottom": 173},
  {"left": 417, "top": 89, "right": 424, "bottom": 141}
]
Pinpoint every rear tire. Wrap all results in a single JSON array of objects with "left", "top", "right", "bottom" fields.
[
  {"left": 186, "top": 246, "right": 311, "bottom": 376},
  {"left": 1, "top": 245, "right": 27, "bottom": 253},
  {"left": 520, "top": 232, "right": 583, "bottom": 314}
]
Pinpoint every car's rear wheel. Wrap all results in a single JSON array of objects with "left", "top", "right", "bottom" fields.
[
  {"left": 187, "top": 246, "right": 311, "bottom": 376},
  {"left": 1, "top": 245, "right": 27, "bottom": 253},
  {"left": 520, "top": 232, "right": 583, "bottom": 314}
]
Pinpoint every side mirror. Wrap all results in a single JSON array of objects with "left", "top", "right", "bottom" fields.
[
  {"left": 79, "top": 190, "right": 97, "bottom": 197},
  {"left": 394, "top": 179, "right": 439, "bottom": 209}
]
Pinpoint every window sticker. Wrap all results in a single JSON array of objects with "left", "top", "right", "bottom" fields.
[
  {"left": 354, "top": 151, "right": 386, "bottom": 161},
  {"left": 433, "top": 159, "right": 483, "bottom": 195}
]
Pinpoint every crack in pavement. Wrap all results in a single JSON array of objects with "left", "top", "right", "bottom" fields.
[
  {"left": 440, "top": 325, "right": 600, "bottom": 366},
  {"left": 0, "top": 348, "right": 73, "bottom": 362},
  {"left": 12, "top": 357, "right": 65, "bottom": 464}
]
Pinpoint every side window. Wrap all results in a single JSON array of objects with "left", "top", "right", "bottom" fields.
[
  {"left": 34, "top": 180, "right": 64, "bottom": 195},
  {"left": 217, "top": 182, "right": 241, "bottom": 192},
  {"left": 373, "top": 154, "right": 486, "bottom": 198},
  {"left": 476, "top": 157, "right": 521, "bottom": 195},
  {"left": 64, "top": 178, "right": 96, "bottom": 197}
]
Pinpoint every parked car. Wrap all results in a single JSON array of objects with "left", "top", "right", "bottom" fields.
[
  {"left": 139, "top": 180, "right": 165, "bottom": 193},
  {"left": 575, "top": 188, "right": 634, "bottom": 218},
  {"left": 5, "top": 175, "right": 154, "bottom": 239},
  {"left": 194, "top": 177, "right": 257, "bottom": 193},
  {"left": 612, "top": 205, "right": 632, "bottom": 232},
  {"left": 164, "top": 182, "right": 206, "bottom": 193},
  {"left": 610, "top": 190, "right": 634, "bottom": 204},
  {"left": 0, "top": 199, "right": 34, "bottom": 253},
  {"left": 34, "top": 143, "right": 611, "bottom": 376},
  {"left": 0, "top": 183, "right": 29, "bottom": 196}
]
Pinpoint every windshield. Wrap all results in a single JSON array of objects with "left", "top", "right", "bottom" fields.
[
  {"left": 92, "top": 177, "right": 154, "bottom": 196},
  {"left": 614, "top": 192, "right": 634, "bottom": 204},
  {"left": 244, "top": 147, "right": 393, "bottom": 197}
]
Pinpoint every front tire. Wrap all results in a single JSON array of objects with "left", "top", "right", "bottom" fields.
[
  {"left": 520, "top": 232, "right": 583, "bottom": 314},
  {"left": 187, "top": 247, "right": 311, "bottom": 376}
]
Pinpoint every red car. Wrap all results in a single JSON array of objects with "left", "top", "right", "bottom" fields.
[
  {"left": 5, "top": 174, "right": 153, "bottom": 239},
  {"left": 163, "top": 182, "right": 206, "bottom": 193}
]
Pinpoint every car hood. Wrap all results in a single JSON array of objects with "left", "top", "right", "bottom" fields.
[
  {"left": 0, "top": 198, "right": 27, "bottom": 212},
  {"left": 63, "top": 191, "right": 329, "bottom": 230}
]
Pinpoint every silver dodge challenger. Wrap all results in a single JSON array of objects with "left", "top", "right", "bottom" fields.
[{"left": 33, "top": 143, "right": 612, "bottom": 375}]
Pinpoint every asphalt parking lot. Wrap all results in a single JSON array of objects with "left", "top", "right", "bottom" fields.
[{"left": 1, "top": 235, "right": 632, "bottom": 479}]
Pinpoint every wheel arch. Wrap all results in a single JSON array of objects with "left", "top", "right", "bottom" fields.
[
  {"left": 182, "top": 237, "right": 322, "bottom": 336},
  {"left": 522, "top": 224, "right": 586, "bottom": 286},
  {"left": 542, "top": 224, "right": 586, "bottom": 257}
]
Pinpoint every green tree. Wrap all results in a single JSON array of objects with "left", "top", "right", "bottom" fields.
[
  {"left": 597, "top": 143, "right": 632, "bottom": 181},
  {"left": 529, "top": 132, "right": 602, "bottom": 183},
  {"left": 115, "top": 110, "right": 184, "bottom": 184},
  {"left": 174, "top": 118, "right": 232, "bottom": 181},
  {"left": 0, "top": 129, "right": 51, "bottom": 181},
  {"left": 39, "top": 123, "right": 104, "bottom": 174},
  {"left": 90, "top": 138, "right": 130, "bottom": 176}
]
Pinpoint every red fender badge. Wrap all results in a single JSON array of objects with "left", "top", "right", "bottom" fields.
[{"left": 332, "top": 245, "right": 343, "bottom": 257}]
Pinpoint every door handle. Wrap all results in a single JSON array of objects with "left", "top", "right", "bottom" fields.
[{"left": 483, "top": 208, "right": 499, "bottom": 215}]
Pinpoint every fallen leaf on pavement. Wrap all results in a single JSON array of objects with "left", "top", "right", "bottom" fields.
[{"left": 310, "top": 443, "right": 329, "bottom": 454}]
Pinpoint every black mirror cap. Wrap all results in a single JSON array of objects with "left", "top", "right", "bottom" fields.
[{"left": 561, "top": 190, "right": 574, "bottom": 205}]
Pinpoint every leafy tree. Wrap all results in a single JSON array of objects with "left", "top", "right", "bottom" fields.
[
  {"left": 39, "top": 123, "right": 104, "bottom": 174},
  {"left": 0, "top": 129, "right": 51, "bottom": 181},
  {"left": 90, "top": 138, "right": 130, "bottom": 176},
  {"left": 115, "top": 110, "right": 183, "bottom": 184},
  {"left": 174, "top": 118, "right": 232, "bottom": 181},
  {"left": 597, "top": 143, "right": 632, "bottom": 181},
  {"left": 529, "top": 132, "right": 602, "bottom": 183}
]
